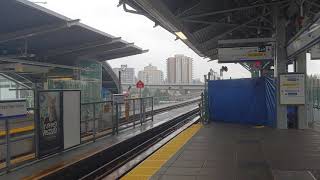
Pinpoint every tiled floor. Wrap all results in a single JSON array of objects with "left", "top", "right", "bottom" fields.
[{"left": 151, "top": 122, "right": 320, "bottom": 180}]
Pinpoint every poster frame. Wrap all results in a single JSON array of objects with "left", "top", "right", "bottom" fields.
[{"left": 37, "top": 90, "right": 64, "bottom": 158}]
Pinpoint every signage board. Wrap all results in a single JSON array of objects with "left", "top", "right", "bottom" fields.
[
  {"left": 218, "top": 45, "right": 273, "bottom": 62},
  {"left": 113, "top": 94, "right": 125, "bottom": 104},
  {"left": 63, "top": 91, "right": 81, "bottom": 150},
  {"left": 311, "top": 43, "right": 320, "bottom": 60},
  {"left": 280, "top": 73, "right": 305, "bottom": 105},
  {"left": 136, "top": 80, "right": 144, "bottom": 89},
  {"left": 0, "top": 100, "right": 27, "bottom": 119},
  {"left": 38, "top": 91, "right": 63, "bottom": 157},
  {"left": 287, "top": 17, "right": 320, "bottom": 58}
]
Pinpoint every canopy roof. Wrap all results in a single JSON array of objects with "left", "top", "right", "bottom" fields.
[
  {"left": 0, "top": 0, "right": 149, "bottom": 93},
  {"left": 124, "top": 0, "right": 319, "bottom": 61},
  {"left": 0, "top": 0, "right": 147, "bottom": 65}
]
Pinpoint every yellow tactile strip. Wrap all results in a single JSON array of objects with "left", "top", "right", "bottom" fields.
[
  {"left": 0, "top": 125, "right": 34, "bottom": 137},
  {"left": 121, "top": 124, "right": 202, "bottom": 180}
]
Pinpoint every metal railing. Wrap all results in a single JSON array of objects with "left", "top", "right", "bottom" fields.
[
  {"left": 0, "top": 95, "right": 201, "bottom": 172},
  {"left": 80, "top": 97, "right": 154, "bottom": 143},
  {"left": 307, "top": 75, "right": 320, "bottom": 127},
  {"left": 0, "top": 107, "right": 36, "bottom": 171}
]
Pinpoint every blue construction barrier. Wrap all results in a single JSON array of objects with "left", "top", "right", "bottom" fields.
[{"left": 208, "top": 77, "right": 276, "bottom": 127}]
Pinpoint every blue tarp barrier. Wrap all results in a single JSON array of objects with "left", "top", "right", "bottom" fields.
[{"left": 208, "top": 77, "right": 275, "bottom": 127}]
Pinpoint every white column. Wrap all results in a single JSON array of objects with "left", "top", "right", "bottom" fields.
[
  {"left": 296, "top": 52, "right": 308, "bottom": 129},
  {"left": 273, "top": 6, "right": 288, "bottom": 129}
]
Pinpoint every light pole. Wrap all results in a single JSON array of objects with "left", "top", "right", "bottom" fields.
[
  {"left": 119, "top": 65, "right": 127, "bottom": 94},
  {"left": 118, "top": 70, "right": 122, "bottom": 94}
]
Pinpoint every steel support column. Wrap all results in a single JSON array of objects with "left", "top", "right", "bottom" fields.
[
  {"left": 273, "top": 6, "right": 288, "bottom": 129},
  {"left": 296, "top": 52, "right": 308, "bottom": 129}
]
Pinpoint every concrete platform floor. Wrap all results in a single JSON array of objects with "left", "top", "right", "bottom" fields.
[{"left": 151, "top": 122, "right": 320, "bottom": 180}]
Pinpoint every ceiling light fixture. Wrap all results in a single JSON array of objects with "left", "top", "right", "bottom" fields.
[{"left": 175, "top": 31, "right": 187, "bottom": 40}]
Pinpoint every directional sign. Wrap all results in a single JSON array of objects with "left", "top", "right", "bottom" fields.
[
  {"left": 136, "top": 80, "right": 144, "bottom": 89},
  {"left": 287, "top": 17, "right": 320, "bottom": 58},
  {"left": 218, "top": 45, "right": 273, "bottom": 62},
  {"left": 280, "top": 73, "right": 305, "bottom": 105},
  {"left": 113, "top": 94, "right": 125, "bottom": 104},
  {"left": 0, "top": 100, "right": 27, "bottom": 119},
  {"left": 311, "top": 43, "right": 320, "bottom": 60}
]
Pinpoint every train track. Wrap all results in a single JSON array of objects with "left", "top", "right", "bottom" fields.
[{"left": 40, "top": 108, "right": 200, "bottom": 180}]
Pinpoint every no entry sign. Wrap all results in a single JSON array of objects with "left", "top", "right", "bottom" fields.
[{"left": 136, "top": 80, "right": 144, "bottom": 89}]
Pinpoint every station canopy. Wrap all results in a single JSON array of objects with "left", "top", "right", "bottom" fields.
[
  {"left": 0, "top": 0, "right": 146, "bottom": 65},
  {"left": 0, "top": 0, "right": 147, "bottom": 93},
  {"left": 123, "top": 0, "right": 320, "bottom": 61}
]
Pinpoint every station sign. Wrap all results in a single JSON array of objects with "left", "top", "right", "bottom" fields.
[
  {"left": 311, "top": 43, "right": 320, "bottom": 60},
  {"left": 113, "top": 94, "right": 125, "bottom": 104},
  {"left": 287, "top": 17, "right": 320, "bottom": 58},
  {"left": 218, "top": 45, "right": 273, "bottom": 62},
  {"left": 280, "top": 73, "right": 305, "bottom": 105},
  {"left": 0, "top": 100, "right": 27, "bottom": 119}
]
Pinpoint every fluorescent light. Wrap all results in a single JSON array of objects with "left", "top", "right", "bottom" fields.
[{"left": 175, "top": 31, "right": 187, "bottom": 40}]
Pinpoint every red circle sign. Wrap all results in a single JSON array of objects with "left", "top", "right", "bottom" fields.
[{"left": 136, "top": 80, "right": 144, "bottom": 88}]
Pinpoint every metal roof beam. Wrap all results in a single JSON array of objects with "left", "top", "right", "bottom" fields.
[
  {"left": 184, "top": 19, "right": 273, "bottom": 35},
  {"left": 0, "top": 56, "right": 83, "bottom": 70},
  {"left": 43, "top": 37, "right": 122, "bottom": 57},
  {"left": 198, "top": 13, "right": 270, "bottom": 49},
  {"left": 181, "top": 0, "right": 288, "bottom": 19},
  {"left": 98, "top": 49, "right": 148, "bottom": 61},
  {"left": 176, "top": 1, "right": 201, "bottom": 17},
  {"left": 0, "top": 19, "right": 80, "bottom": 44},
  {"left": 306, "top": 0, "right": 320, "bottom": 8},
  {"left": 84, "top": 43, "right": 135, "bottom": 58},
  {"left": 218, "top": 38, "right": 275, "bottom": 44}
]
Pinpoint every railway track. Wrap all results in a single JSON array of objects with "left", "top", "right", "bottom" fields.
[{"left": 40, "top": 108, "right": 200, "bottom": 180}]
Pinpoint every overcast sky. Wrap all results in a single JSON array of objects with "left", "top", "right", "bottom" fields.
[{"left": 40, "top": 0, "right": 320, "bottom": 79}]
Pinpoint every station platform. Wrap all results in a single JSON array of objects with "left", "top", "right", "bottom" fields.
[
  {"left": 0, "top": 104, "right": 197, "bottom": 180},
  {"left": 123, "top": 122, "right": 320, "bottom": 180}
]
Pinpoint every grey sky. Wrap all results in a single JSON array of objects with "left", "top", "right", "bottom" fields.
[{"left": 41, "top": 0, "right": 320, "bottom": 79}]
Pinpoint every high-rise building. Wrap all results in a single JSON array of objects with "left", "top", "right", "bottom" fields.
[
  {"left": 138, "top": 64, "right": 163, "bottom": 84},
  {"left": 113, "top": 65, "right": 135, "bottom": 84},
  {"left": 167, "top": 54, "right": 193, "bottom": 84}
]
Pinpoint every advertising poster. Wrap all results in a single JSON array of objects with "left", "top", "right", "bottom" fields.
[
  {"left": 38, "top": 91, "right": 63, "bottom": 157},
  {"left": 280, "top": 74, "right": 305, "bottom": 105}
]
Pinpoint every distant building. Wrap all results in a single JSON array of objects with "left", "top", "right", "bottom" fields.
[
  {"left": 138, "top": 64, "right": 163, "bottom": 84},
  {"left": 192, "top": 78, "right": 203, "bottom": 85},
  {"left": 167, "top": 54, "right": 193, "bottom": 84},
  {"left": 113, "top": 65, "right": 135, "bottom": 84}
]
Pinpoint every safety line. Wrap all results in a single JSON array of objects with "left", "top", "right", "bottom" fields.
[
  {"left": 121, "top": 123, "right": 202, "bottom": 180},
  {"left": 0, "top": 125, "right": 34, "bottom": 137}
]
